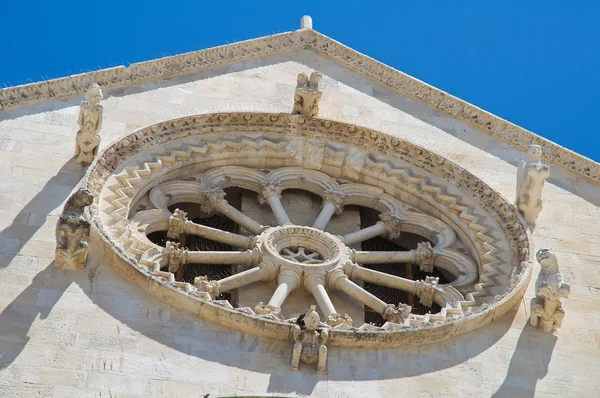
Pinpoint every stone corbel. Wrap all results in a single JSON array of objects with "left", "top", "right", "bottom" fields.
[{"left": 292, "top": 71, "right": 323, "bottom": 118}]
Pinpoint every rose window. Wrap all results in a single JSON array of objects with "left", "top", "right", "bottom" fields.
[{"left": 89, "top": 112, "right": 532, "bottom": 347}]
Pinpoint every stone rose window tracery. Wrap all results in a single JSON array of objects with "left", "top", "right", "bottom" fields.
[
  {"left": 134, "top": 165, "right": 478, "bottom": 326},
  {"left": 89, "top": 112, "right": 532, "bottom": 348}
]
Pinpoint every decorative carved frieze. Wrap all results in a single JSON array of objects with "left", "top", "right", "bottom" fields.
[
  {"left": 292, "top": 72, "right": 322, "bottom": 118},
  {"left": 75, "top": 83, "right": 103, "bottom": 164},
  {"left": 530, "top": 249, "right": 570, "bottom": 332},
  {"left": 1, "top": 28, "right": 597, "bottom": 184},
  {"left": 55, "top": 188, "right": 94, "bottom": 270},
  {"left": 516, "top": 145, "right": 550, "bottom": 226}
]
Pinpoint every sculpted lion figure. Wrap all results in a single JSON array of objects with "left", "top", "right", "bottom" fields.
[
  {"left": 55, "top": 188, "right": 94, "bottom": 270},
  {"left": 530, "top": 248, "right": 570, "bottom": 332}
]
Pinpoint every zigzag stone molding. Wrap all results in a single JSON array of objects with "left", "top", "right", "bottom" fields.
[
  {"left": 2, "top": 29, "right": 599, "bottom": 184},
  {"left": 85, "top": 112, "right": 533, "bottom": 347}
]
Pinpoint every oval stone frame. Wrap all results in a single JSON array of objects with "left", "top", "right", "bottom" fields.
[{"left": 86, "top": 112, "right": 533, "bottom": 348}]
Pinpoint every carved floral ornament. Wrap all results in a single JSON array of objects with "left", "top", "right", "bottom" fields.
[{"left": 86, "top": 112, "right": 533, "bottom": 348}]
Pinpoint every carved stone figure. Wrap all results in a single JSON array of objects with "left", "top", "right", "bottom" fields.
[
  {"left": 75, "top": 83, "right": 103, "bottom": 164},
  {"left": 291, "top": 306, "right": 329, "bottom": 374},
  {"left": 516, "top": 144, "right": 550, "bottom": 225},
  {"left": 55, "top": 188, "right": 94, "bottom": 270},
  {"left": 292, "top": 72, "right": 322, "bottom": 118},
  {"left": 530, "top": 248, "right": 570, "bottom": 332}
]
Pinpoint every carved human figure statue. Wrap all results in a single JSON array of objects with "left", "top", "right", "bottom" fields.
[
  {"left": 516, "top": 144, "right": 550, "bottom": 225},
  {"left": 292, "top": 72, "right": 323, "bottom": 118},
  {"left": 291, "top": 305, "right": 329, "bottom": 374},
  {"left": 55, "top": 188, "right": 94, "bottom": 270},
  {"left": 75, "top": 83, "right": 104, "bottom": 164},
  {"left": 530, "top": 248, "right": 570, "bottom": 332}
]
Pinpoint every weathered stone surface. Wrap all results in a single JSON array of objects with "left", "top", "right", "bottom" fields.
[{"left": 0, "top": 19, "right": 599, "bottom": 398}]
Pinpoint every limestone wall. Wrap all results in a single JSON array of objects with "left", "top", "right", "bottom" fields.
[{"left": 1, "top": 49, "right": 599, "bottom": 397}]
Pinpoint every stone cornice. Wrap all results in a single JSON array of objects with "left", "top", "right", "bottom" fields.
[{"left": 2, "top": 28, "right": 598, "bottom": 183}]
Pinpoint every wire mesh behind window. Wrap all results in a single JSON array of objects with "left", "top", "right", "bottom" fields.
[{"left": 359, "top": 208, "right": 445, "bottom": 326}]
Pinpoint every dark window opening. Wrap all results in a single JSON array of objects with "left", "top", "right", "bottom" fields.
[
  {"left": 146, "top": 187, "right": 244, "bottom": 306},
  {"left": 358, "top": 207, "right": 448, "bottom": 326}
]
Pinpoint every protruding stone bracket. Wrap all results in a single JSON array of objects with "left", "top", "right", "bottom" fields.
[
  {"left": 530, "top": 248, "right": 570, "bottom": 332},
  {"left": 292, "top": 72, "right": 322, "bottom": 118},
  {"left": 55, "top": 188, "right": 94, "bottom": 270},
  {"left": 516, "top": 144, "right": 550, "bottom": 226},
  {"left": 291, "top": 305, "right": 328, "bottom": 374}
]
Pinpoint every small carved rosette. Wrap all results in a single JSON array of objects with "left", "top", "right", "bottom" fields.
[
  {"left": 75, "top": 83, "right": 103, "bottom": 164},
  {"left": 530, "top": 248, "right": 570, "bottom": 332},
  {"left": 516, "top": 144, "right": 550, "bottom": 226},
  {"left": 55, "top": 188, "right": 94, "bottom": 270}
]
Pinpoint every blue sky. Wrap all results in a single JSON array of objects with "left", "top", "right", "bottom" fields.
[{"left": 2, "top": 1, "right": 599, "bottom": 161}]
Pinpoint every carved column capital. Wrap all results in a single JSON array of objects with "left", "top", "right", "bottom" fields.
[
  {"left": 413, "top": 241, "right": 435, "bottom": 273},
  {"left": 382, "top": 303, "right": 412, "bottom": 324},
  {"left": 378, "top": 212, "right": 403, "bottom": 240},
  {"left": 325, "top": 268, "right": 348, "bottom": 290},
  {"left": 167, "top": 208, "right": 189, "bottom": 239},
  {"left": 254, "top": 302, "right": 282, "bottom": 317},
  {"left": 322, "top": 189, "right": 346, "bottom": 215},
  {"left": 200, "top": 188, "right": 227, "bottom": 214},
  {"left": 194, "top": 275, "right": 221, "bottom": 298},
  {"left": 258, "top": 182, "right": 284, "bottom": 204},
  {"left": 167, "top": 241, "right": 188, "bottom": 273},
  {"left": 327, "top": 312, "right": 353, "bottom": 327},
  {"left": 342, "top": 260, "right": 359, "bottom": 280},
  {"left": 414, "top": 276, "right": 439, "bottom": 307}
]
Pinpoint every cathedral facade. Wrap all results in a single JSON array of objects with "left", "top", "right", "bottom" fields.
[{"left": 1, "top": 17, "right": 598, "bottom": 397}]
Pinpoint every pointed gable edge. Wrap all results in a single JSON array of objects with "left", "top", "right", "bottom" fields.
[{"left": 1, "top": 28, "right": 598, "bottom": 183}]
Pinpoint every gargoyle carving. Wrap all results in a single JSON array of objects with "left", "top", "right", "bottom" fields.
[
  {"left": 75, "top": 83, "right": 103, "bottom": 164},
  {"left": 516, "top": 144, "right": 550, "bottom": 225},
  {"left": 530, "top": 248, "right": 570, "bottom": 332},
  {"left": 292, "top": 72, "right": 322, "bottom": 118},
  {"left": 291, "top": 306, "right": 329, "bottom": 374},
  {"left": 55, "top": 188, "right": 94, "bottom": 270}
]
